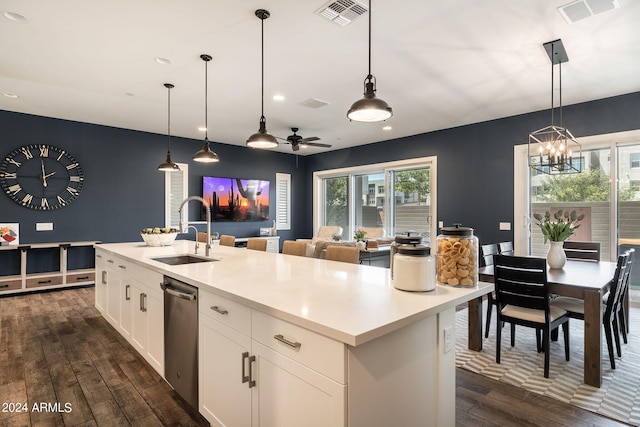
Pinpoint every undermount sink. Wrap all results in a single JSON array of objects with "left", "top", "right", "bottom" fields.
[{"left": 151, "top": 255, "right": 218, "bottom": 266}]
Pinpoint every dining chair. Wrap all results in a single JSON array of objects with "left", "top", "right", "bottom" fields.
[
  {"left": 325, "top": 246, "right": 360, "bottom": 264},
  {"left": 219, "top": 235, "right": 236, "bottom": 247},
  {"left": 563, "top": 241, "right": 600, "bottom": 262},
  {"left": 615, "top": 248, "right": 634, "bottom": 345},
  {"left": 481, "top": 243, "right": 500, "bottom": 338},
  {"left": 247, "top": 238, "right": 267, "bottom": 251},
  {"left": 197, "top": 232, "right": 208, "bottom": 243},
  {"left": 498, "top": 241, "right": 514, "bottom": 256},
  {"left": 493, "top": 255, "right": 570, "bottom": 378},
  {"left": 551, "top": 251, "right": 629, "bottom": 369},
  {"left": 282, "top": 240, "right": 307, "bottom": 257}
]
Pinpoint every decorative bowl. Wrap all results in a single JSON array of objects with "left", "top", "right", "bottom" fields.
[{"left": 141, "top": 232, "right": 178, "bottom": 247}]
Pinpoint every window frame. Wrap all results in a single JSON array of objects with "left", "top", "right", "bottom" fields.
[
  {"left": 275, "top": 172, "right": 291, "bottom": 231},
  {"left": 312, "top": 156, "right": 437, "bottom": 240}
]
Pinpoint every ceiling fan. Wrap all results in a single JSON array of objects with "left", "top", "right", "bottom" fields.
[{"left": 277, "top": 128, "right": 332, "bottom": 152}]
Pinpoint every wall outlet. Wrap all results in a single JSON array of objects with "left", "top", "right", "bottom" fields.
[
  {"left": 499, "top": 222, "right": 511, "bottom": 231},
  {"left": 444, "top": 326, "right": 454, "bottom": 353},
  {"left": 438, "top": 221, "right": 444, "bottom": 229},
  {"left": 36, "top": 222, "right": 54, "bottom": 231}
]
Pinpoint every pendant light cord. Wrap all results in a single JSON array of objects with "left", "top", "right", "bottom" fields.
[
  {"left": 550, "top": 43, "right": 555, "bottom": 127},
  {"left": 205, "top": 58, "right": 209, "bottom": 139},
  {"left": 261, "top": 14, "right": 265, "bottom": 121},
  {"left": 368, "top": 0, "right": 372, "bottom": 78},
  {"left": 167, "top": 86, "right": 171, "bottom": 152}
]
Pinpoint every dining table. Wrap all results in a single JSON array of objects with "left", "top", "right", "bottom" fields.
[{"left": 475, "top": 259, "right": 618, "bottom": 388}]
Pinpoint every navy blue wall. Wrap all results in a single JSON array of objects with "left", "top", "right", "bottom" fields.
[
  {"left": 305, "top": 92, "right": 640, "bottom": 246},
  {"left": 2, "top": 91, "right": 639, "bottom": 248},
  {"left": 0, "top": 110, "right": 307, "bottom": 245}
]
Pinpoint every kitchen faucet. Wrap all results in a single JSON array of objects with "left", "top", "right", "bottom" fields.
[
  {"left": 186, "top": 225, "right": 200, "bottom": 254},
  {"left": 178, "top": 196, "right": 211, "bottom": 257}
]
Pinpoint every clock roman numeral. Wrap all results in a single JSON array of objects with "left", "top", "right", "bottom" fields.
[
  {"left": 7, "top": 158, "right": 21, "bottom": 167},
  {"left": 22, "top": 193, "right": 33, "bottom": 205},
  {"left": 67, "top": 186, "right": 79, "bottom": 196},
  {"left": 56, "top": 151, "right": 66, "bottom": 161},
  {"left": 57, "top": 195, "right": 67, "bottom": 206},
  {"left": 66, "top": 162, "right": 79, "bottom": 170},
  {"left": 69, "top": 175, "right": 83, "bottom": 182},
  {"left": 39, "top": 146, "right": 49, "bottom": 157},
  {"left": 0, "top": 172, "right": 17, "bottom": 179},
  {"left": 7, "top": 183, "right": 22, "bottom": 195},
  {"left": 20, "top": 147, "right": 34, "bottom": 160},
  {"left": 41, "top": 198, "right": 49, "bottom": 209}
]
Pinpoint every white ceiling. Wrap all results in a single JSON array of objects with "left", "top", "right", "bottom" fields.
[{"left": 1, "top": 0, "right": 639, "bottom": 155}]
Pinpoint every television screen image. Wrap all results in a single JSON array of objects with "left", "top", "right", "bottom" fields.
[{"left": 202, "top": 176, "right": 270, "bottom": 222}]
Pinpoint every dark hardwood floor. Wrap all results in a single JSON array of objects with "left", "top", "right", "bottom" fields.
[{"left": 0, "top": 287, "right": 628, "bottom": 426}]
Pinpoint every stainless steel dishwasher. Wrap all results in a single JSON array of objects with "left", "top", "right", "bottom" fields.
[{"left": 161, "top": 276, "right": 198, "bottom": 410}]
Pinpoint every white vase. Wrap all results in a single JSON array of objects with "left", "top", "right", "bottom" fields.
[
  {"left": 356, "top": 241, "right": 366, "bottom": 251},
  {"left": 547, "top": 241, "right": 566, "bottom": 269}
]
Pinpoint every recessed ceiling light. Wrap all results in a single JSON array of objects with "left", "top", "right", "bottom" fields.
[
  {"left": 382, "top": 126, "right": 392, "bottom": 131},
  {"left": 154, "top": 57, "right": 172, "bottom": 65},
  {"left": 3, "top": 93, "right": 19, "bottom": 99},
  {"left": 273, "top": 94, "right": 285, "bottom": 101},
  {"left": 3, "top": 12, "right": 28, "bottom": 23}
]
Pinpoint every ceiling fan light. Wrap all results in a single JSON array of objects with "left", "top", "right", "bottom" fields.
[{"left": 193, "top": 138, "right": 220, "bottom": 163}]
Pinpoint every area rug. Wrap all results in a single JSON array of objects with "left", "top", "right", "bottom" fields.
[{"left": 456, "top": 304, "right": 640, "bottom": 426}]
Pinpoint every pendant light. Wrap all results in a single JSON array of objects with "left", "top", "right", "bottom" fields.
[
  {"left": 246, "top": 9, "right": 278, "bottom": 149},
  {"left": 157, "top": 83, "right": 180, "bottom": 172},
  {"left": 528, "top": 39, "right": 581, "bottom": 175},
  {"left": 193, "top": 54, "right": 220, "bottom": 163},
  {"left": 347, "top": 0, "right": 392, "bottom": 122}
]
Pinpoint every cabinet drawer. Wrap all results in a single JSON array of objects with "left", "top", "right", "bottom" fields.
[
  {"left": 0, "top": 279, "right": 22, "bottom": 292},
  {"left": 199, "top": 289, "right": 251, "bottom": 336},
  {"left": 26, "top": 275, "right": 63, "bottom": 288},
  {"left": 67, "top": 272, "right": 95, "bottom": 283},
  {"left": 252, "top": 310, "right": 346, "bottom": 383}
]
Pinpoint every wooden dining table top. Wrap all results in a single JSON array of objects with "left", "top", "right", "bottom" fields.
[{"left": 479, "top": 259, "right": 618, "bottom": 291}]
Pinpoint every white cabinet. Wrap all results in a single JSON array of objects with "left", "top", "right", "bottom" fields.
[
  {"left": 198, "top": 289, "right": 345, "bottom": 427},
  {"left": 95, "top": 248, "right": 164, "bottom": 376}
]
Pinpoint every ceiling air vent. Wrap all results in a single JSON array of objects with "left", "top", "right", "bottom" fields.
[
  {"left": 300, "top": 98, "right": 330, "bottom": 109},
  {"left": 316, "top": 0, "right": 368, "bottom": 27},
  {"left": 558, "top": 0, "right": 620, "bottom": 24}
]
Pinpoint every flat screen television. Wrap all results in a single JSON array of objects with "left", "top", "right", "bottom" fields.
[{"left": 202, "top": 176, "right": 270, "bottom": 221}]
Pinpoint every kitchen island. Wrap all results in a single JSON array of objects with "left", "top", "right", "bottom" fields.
[{"left": 95, "top": 241, "right": 491, "bottom": 427}]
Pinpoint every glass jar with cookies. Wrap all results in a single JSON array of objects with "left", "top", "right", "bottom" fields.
[{"left": 436, "top": 224, "right": 478, "bottom": 287}]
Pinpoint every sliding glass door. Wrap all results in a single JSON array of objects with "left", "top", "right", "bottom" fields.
[{"left": 314, "top": 157, "right": 436, "bottom": 244}]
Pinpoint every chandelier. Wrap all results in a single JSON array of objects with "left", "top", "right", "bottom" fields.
[{"left": 528, "top": 39, "right": 581, "bottom": 175}]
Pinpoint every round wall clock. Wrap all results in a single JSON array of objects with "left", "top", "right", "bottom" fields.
[{"left": 0, "top": 144, "right": 85, "bottom": 210}]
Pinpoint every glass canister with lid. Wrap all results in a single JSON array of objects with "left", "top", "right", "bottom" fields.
[
  {"left": 392, "top": 245, "right": 436, "bottom": 292},
  {"left": 436, "top": 224, "right": 478, "bottom": 287},
  {"left": 390, "top": 234, "right": 423, "bottom": 279}
]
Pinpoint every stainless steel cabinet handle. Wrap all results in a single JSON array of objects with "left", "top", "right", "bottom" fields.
[
  {"left": 140, "top": 293, "right": 147, "bottom": 312},
  {"left": 101, "top": 270, "right": 107, "bottom": 285},
  {"left": 210, "top": 306, "right": 229, "bottom": 315},
  {"left": 125, "top": 284, "right": 130, "bottom": 301},
  {"left": 242, "top": 352, "right": 250, "bottom": 384},
  {"left": 274, "top": 334, "right": 302, "bottom": 349},
  {"left": 248, "top": 355, "right": 256, "bottom": 388}
]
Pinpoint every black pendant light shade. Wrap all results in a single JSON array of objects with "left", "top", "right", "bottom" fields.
[
  {"left": 246, "top": 9, "right": 278, "bottom": 149},
  {"left": 157, "top": 83, "right": 180, "bottom": 172},
  {"left": 193, "top": 54, "right": 220, "bottom": 163},
  {"left": 347, "top": 0, "right": 393, "bottom": 122}
]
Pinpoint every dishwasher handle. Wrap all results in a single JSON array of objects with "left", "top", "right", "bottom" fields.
[{"left": 161, "top": 282, "right": 197, "bottom": 301}]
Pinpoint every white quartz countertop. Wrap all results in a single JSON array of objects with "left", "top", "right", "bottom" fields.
[{"left": 96, "top": 241, "right": 492, "bottom": 346}]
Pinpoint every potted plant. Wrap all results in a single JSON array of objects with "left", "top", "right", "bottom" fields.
[
  {"left": 353, "top": 228, "right": 367, "bottom": 250},
  {"left": 533, "top": 209, "right": 584, "bottom": 269}
]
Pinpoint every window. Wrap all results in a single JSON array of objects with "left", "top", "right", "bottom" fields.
[
  {"left": 275, "top": 173, "right": 291, "bottom": 230},
  {"left": 165, "top": 163, "right": 188, "bottom": 229},
  {"left": 313, "top": 157, "right": 436, "bottom": 244},
  {"left": 631, "top": 153, "right": 640, "bottom": 168}
]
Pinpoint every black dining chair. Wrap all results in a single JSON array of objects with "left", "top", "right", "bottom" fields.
[
  {"left": 498, "top": 241, "right": 514, "bottom": 256},
  {"left": 563, "top": 241, "right": 601, "bottom": 262},
  {"left": 481, "top": 243, "right": 500, "bottom": 338},
  {"left": 551, "top": 251, "right": 630, "bottom": 369},
  {"left": 494, "top": 255, "right": 570, "bottom": 378}
]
